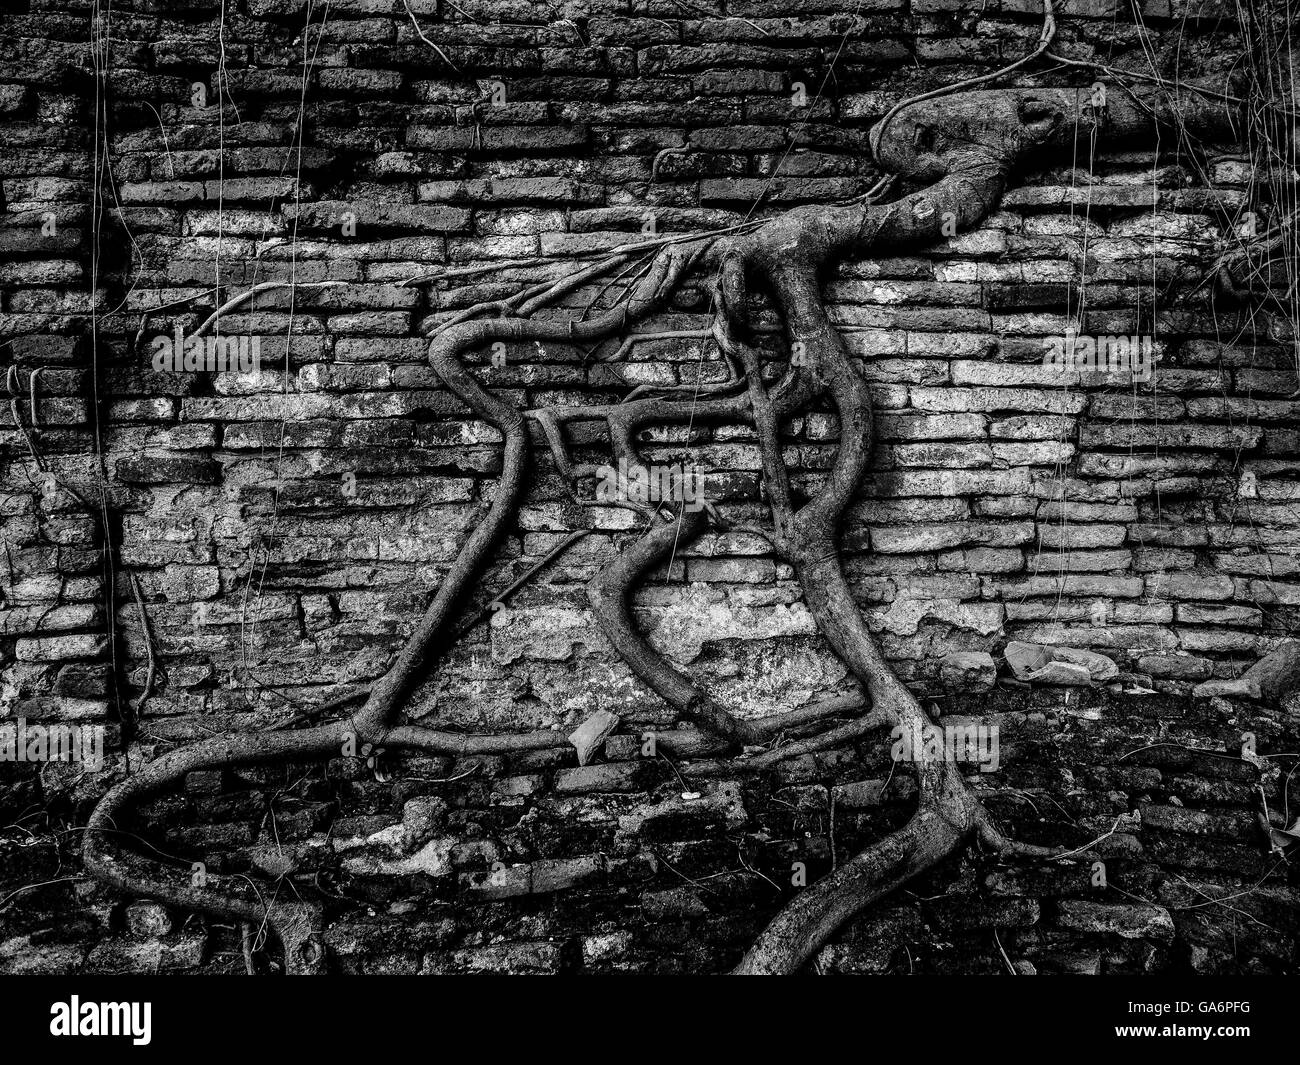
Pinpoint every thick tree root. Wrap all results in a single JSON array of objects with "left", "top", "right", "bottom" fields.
[
  {"left": 721, "top": 67, "right": 1235, "bottom": 973},
  {"left": 587, "top": 508, "right": 764, "bottom": 745},
  {"left": 80, "top": 1, "right": 1240, "bottom": 973},
  {"left": 734, "top": 802, "right": 973, "bottom": 975}
]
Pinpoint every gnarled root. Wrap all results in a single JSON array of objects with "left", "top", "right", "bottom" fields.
[
  {"left": 77, "top": 238, "right": 736, "bottom": 971},
  {"left": 714, "top": 61, "right": 1237, "bottom": 972},
  {"left": 79, "top": 0, "right": 1241, "bottom": 973},
  {"left": 587, "top": 508, "right": 763, "bottom": 746},
  {"left": 83, "top": 719, "right": 571, "bottom": 973},
  {"left": 734, "top": 797, "right": 975, "bottom": 975},
  {"left": 84, "top": 725, "right": 346, "bottom": 973}
]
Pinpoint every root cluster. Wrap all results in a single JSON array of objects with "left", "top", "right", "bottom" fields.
[{"left": 80, "top": 4, "right": 1240, "bottom": 974}]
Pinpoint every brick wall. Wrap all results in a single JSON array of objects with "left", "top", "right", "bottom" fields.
[{"left": 2, "top": 0, "right": 1298, "bottom": 974}]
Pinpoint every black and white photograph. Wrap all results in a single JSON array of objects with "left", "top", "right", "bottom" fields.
[{"left": 0, "top": 0, "right": 1296, "bottom": 1043}]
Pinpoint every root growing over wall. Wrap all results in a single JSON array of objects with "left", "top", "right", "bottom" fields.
[{"left": 81, "top": 2, "right": 1242, "bottom": 974}]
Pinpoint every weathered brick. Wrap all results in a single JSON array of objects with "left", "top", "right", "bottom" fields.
[{"left": 1056, "top": 901, "right": 1175, "bottom": 941}]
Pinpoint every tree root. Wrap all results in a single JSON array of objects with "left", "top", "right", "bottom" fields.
[
  {"left": 587, "top": 508, "right": 763, "bottom": 745},
  {"left": 734, "top": 801, "right": 974, "bottom": 975},
  {"left": 80, "top": 0, "right": 1241, "bottom": 973}
]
